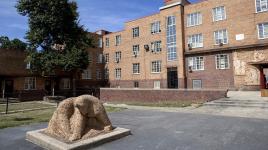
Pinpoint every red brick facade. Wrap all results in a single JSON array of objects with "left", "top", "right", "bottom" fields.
[{"left": 100, "top": 88, "right": 227, "bottom": 103}]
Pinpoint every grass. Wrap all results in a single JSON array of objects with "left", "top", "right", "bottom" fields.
[
  {"left": 0, "top": 105, "right": 125, "bottom": 129},
  {"left": 0, "top": 102, "right": 54, "bottom": 113}
]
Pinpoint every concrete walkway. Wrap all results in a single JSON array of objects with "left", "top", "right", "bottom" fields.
[
  {"left": 1, "top": 109, "right": 268, "bottom": 150},
  {"left": 227, "top": 91, "right": 268, "bottom": 101}
]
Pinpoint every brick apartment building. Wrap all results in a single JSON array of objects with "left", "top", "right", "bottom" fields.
[
  {"left": 103, "top": 0, "right": 268, "bottom": 90},
  {"left": 0, "top": 31, "right": 108, "bottom": 101}
]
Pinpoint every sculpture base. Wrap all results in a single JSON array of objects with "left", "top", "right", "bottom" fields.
[{"left": 26, "top": 127, "right": 131, "bottom": 150}]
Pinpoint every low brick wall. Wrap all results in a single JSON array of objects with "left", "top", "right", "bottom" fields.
[{"left": 100, "top": 88, "right": 228, "bottom": 103}]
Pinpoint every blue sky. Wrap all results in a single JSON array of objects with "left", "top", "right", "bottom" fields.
[{"left": 0, "top": 0, "right": 199, "bottom": 41}]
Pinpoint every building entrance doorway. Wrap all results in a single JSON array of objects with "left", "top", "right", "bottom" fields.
[
  {"left": 5, "top": 80, "right": 13, "bottom": 97},
  {"left": 167, "top": 67, "right": 178, "bottom": 89}
]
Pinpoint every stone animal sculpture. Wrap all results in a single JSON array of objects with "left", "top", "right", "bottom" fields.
[{"left": 45, "top": 95, "right": 113, "bottom": 142}]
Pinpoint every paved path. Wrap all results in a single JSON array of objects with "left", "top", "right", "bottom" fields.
[{"left": 1, "top": 109, "right": 268, "bottom": 150}]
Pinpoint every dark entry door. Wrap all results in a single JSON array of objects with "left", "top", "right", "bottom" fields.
[
  {"left": 5, "top": 80, "right": 14, "bottom": 96},
  {"left": 45, "top": 80, "right": 52, "bottom": 94},
  {"left": 167, "top": 68, "right": 178, "bottom": 89}
]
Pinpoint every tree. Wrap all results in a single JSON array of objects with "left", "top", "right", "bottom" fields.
[
  {"left": 16, "top": 0, "right": 92, "bottom": 95},
  {"left": 0, "top": 36, "right": 27, "bottom": 50},
  {"left": 16, "top": 0, "right": 91, "bottom": 74}
]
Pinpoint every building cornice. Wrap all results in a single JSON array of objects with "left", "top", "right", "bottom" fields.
[{"left": 159, "top": 2, "right": 182, "bottom": 10}]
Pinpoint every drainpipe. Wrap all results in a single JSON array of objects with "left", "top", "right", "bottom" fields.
[{"left": 2, "top": 80, "right": 5, "bottom": 98}]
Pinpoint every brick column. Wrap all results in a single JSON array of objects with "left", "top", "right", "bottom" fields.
[{"left": 260, "top": 66, "right": 265, "bottom": 89}]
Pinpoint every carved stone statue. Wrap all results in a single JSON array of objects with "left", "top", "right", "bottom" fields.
[{"left": 45, "top": 95, "right": 113, "bottom": 142}]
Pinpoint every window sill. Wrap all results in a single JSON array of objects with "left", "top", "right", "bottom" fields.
[
  {"left": 186, "top": 24, "right": 202, "bottom": 28},
  {"left": 151, "top": 72, "right": 161, "bottom": 74},
  {"left": 255, "top": 10, "right": 268, "bottom": 14}
]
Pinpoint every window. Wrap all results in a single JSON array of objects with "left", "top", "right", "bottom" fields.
[
  {"left": 216, "top": 54, "right": 229, "bottom": 69},
  {"left": 105, "top": 53, "right": 109, "bottom": 63},
  {"left": 133, "top": 45, "right": 140, "bottom": 56},
  {"left": 132, "top": 27, "right": 139, "bottom": 38},
  {"left": 214, "top": 29, "right": 228, "bottom": 45},
  {"left": 97, "top": 53, "right": 104, "bottom": 63},
  {"left": 82, "top": 69, "right": 92, "bottom": 79},
  {"left": 256, "top": 0, "right": 268, "bottom": 12},
  {"left": 61, "top": 78, "right": 71, "bottom": 89},
  {"left": 154, "top": 81, "right": 161, "bottom": 89},
  {"left": 115, "top": 51, "right": 121, "bottom": 63},
  {"left": 24, "top": 77, "right": 36, "bottom": 90},
  {"left": 105, "top": 68, "right": 109, "bottom": 79},
  {"left": 133, "top": 63, "right": 140, "bottom": 74},
  {"left": 188, "top": 34, "right": 203, "bottom": 48},
  {"left": 115, "top": 35, "right": 121, "bottom": 46},
  {"left": 151, "top": 21, "right": 161, "bottom": 34},
  {"left": 212, "top": 6, "right": 226, "bottom": 22},
  {"left": 258, "top": 23, "right": 268, "bottom": 39},
  {"left": 96, "top": 69, "right": 102, "bottom": 80},
  {"left": 105, "top": 38, "right": 109, "bottom": 47},
  {"left": 134, "top": 81, "right": 139, "bottom": 88},
  {"left": 187, "top": 12, "right": 202, "bottom": 27},
  {"left": 26, "top": 62, "right": 31, "bottom": 69},
  {"left": 98, "top": 38, "right": 103, "bottom": 48},
  {"left": 192, "top": 80, "right": 202, "bottom": 89},
  {"left": 166, "top": 16, "right": 177, "bottom": 61},
  {"left": 151, "top": 41, "right": 162, "bottom": 52},
  {"left": 151, "top": 61, "right": 161, "bottom": 73},
  {"left": 115, "top": 68, "right": 121, "bottom": 80},
  {"left": 188, "top": 56, "right": 204, "bottom": 71},
  {"left": 88, "top": 52, "right": 92, "bottom": 63}
]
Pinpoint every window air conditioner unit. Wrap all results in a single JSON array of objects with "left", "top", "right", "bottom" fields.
[
  {"left": 219, "top": 39, "right": 223, "bottom": 47},
  {"left": 188, "top": 44, "right": 192, "bottom": 50},
  {"left": 144, "top": 45, "right": 149, "bottom": 51},
  {"left": 188, "top": 66, "right": 193, "bottom": 73}
]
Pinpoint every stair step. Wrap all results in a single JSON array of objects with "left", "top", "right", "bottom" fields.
[
  {"left": 209, "top": 101, "right": 268, "bottom": 105},
  {"left": 204, "top": 103, "right": 268, "bottom": 108}
]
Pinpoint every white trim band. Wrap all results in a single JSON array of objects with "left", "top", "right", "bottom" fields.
[{"left": 159, "top": 2, "right": 182, "bottom": 10}]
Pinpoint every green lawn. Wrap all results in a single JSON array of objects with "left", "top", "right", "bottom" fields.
[
  {"left": 0, "top": 102, "right": 54, "bottom": 113},
  {"left": 0, "top": 105, "right": 125, "bottom": 129}
]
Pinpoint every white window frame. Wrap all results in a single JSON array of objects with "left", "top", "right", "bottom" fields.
[
  {"left": 105, "top": 38, "right": 109, "bottom": 47},
  {"left": 151, "top": 21, "right": 161, "bottom": 34},
  {"left": 133, "top": 63, "right": 140, "bottom": 74},
  {"left": 151, "top": 41, "right": 162, "bottom": 53},
  {"left": 188, "top": 56, "right": 204, "bottom": 71},
  {"left": 192, "top": 80, "right": 202, "bottom": 89},
  {"left": 82, "top": 69, "right": 92, "bottom": 79},
  {"left": 61, "top": 78, "right": 71, "bottom": 89},
  {"left": 26, "top": 62, "right": 31, "bottom": 69},
  {"left": 132, "top": 27, "right": 139, "bottom": 38},
  {"left": 188, "top": 34, "right": 203, "bottom": 48},
  {"left": 215, "top": 54, "right": 230, "bottom": 69},
  {"left": 98, "top": 38, "right": 103, "bottom": 48},
  {"left": 115, "top": 68, "right": 121, "bottom": 80},
  {"left": 104, "top": 68, "right": 109, "bottom": 80},
  {"left": 133, "top": 45, "right": 140, "bottom": 56},
  {"left": 258, "top": 23, "right": 268, "bottom": 39},
  {"left": 154, "top": 81, "right": 161, "bottom": 89},
  {"left": 115, "top": 35, "right": 121, "bottom": 46},
  {"left": 96, "top": 69, "right": 102, "bottom": 80},
  {"left": 166, "top": 16, "right": 177, "bottom": 61},
  {"left": 115, "top": 51, "right": 121, "bottom": 63},
  {"left": 151, "top": 61, "right": 161, "bottom": 73},
  {"left": 212, "top": 6, "right": 226, "bottom": 22},
  {"left": 88, "top": 52, "right": 92, "bottom": 63},
  {"left": 24, "top": 77, "right": 36, "bottom": 90},
  {"left": 97, "top": 53, "right": 104, "bottom": 64},
  {"left": 256, "top": 0, "right": 268, "bottom": 13},
  {"left": 214, "top": 29, "right": 228, "bottom": 45},
  {"left": 187, "top": 12, "right": 202, "bottom": 27},
  {"left": 105, "top": 53, "right": 109, "bottom": 63}
]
